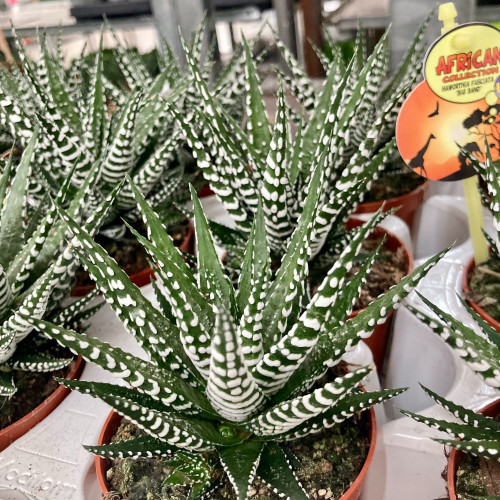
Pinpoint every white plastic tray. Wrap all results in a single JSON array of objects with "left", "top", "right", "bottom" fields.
[
  {"left": 361, "top": 194, "right": 498, "bottom": 500},
  {"left": 0, "top": 193, "right": 496, "bottom": 499}
]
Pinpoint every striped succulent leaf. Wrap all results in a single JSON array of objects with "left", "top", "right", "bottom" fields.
[
  {"left": 8, "top": 158, "right": 79, "bottom": 294},
  {"left": 253, "top": 208, "right": 387, "bottom": 395},
  {"left": 257, "top": 162, "right": 324, "bottom": 359},
  {"left": 242, "top": 35, "right": 271, "bottom": 161},
  {"left": 322, "top": 29, "right": 346, "bottom": 69},
  {"left": 247, "top": 366, "right": 371, "bottom": 436},
  {"left": 54, "top": 380, "right": 224, "bottom": 452},
  {"left": 218, "top": 439, "right": 264, "bottom": 500},
  {"left": 183, "top": 41, "right": 259, "bottom": 214},
  {"left": 408, "top": 292, "right": 500, "bottom": 388},
  {"left": 0, "top": 136, "right": 33, "bottom": 270},
  {"left": 39, "top": 36, "right": 82, "bottom": 135},
  {"left": 52, "top": 204, "right": 203, "bottom": 385},
  {"left": 0, "top": 266, "right": 12, "bottom": 318},
  {"left": 330, "top": 31, "right": 390, "bottom": 168},
  {"left": 300, "top": 57, "right": 345, "bottom": 173},
  {"left": 261, "top": 82, "right": 293, "bottom": 250},
  {"left": 85, "top": 434, "right": 177, "bottom": 460},
  {"left": 191, "top": 186, "right": 236, "bottom": 316},
  {"left": 206, "top": 304, "right": 265, "bottom": 422},
  {"left": 117, "top": 128, "right": 183, "bottom": 210},
  {"left": 100, "top": 90, "right": 143, "bottom": 185},
  {"left": 167, "top": 103, "right": 251, "bottom": 232},
  {"left": 256, "top": 442, "right": 309, "bottom": 500},
  {"left": 84, "top": 40, "right": 106, "bottom": 160},
  {"left": 49, "top": 289, "right": 102, "bottom": 329},
  {"left": 309, "top": 40, "right": 336, "bottom": 72},
  {"left": 343, "top": 27, "right": 367, "bottom": 103},
  {"left": 237, "top": 199, "right": 270, "bottom": 368},
  {"left": 272, "top": 31, "right": 315, "bottom": 111},
  {"left": 310, "top": 177, "right": 368, "bottom": 259},
  {"left": 279, "top": 388, "right": 407, "bottom": 442},
  {"left": 380, "top": 9, "right": 432, "bottom": 103},
  {"left": 5, "top": 348, "right": 72, "bottom": 373},
  {"left": 400, "top": 385, "right": 500, "bottom": 462},
  {"left": 462, "top": 142, "right": 500, "bottom": 251},
  {"left": 106, "top": 22, "right": 152, "bottom": 89},
  {"left": 276, "top": 247, "right": 448, "bottom": 402},
  {"left": 0, "top": 134, "right": 103, "bottom": 396}
]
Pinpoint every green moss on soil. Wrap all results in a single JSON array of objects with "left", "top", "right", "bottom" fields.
[
  {"left": 105, "top": 404, "right": 370, "bottom": 499},
  {"left": 455, "top": 453, "right": 492, "bottom": 500},
  {"left": 468, "top": 255, "right": 500, "bottom": 322}
]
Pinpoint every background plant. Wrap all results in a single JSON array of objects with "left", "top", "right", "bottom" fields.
[
  {"left": 277, "top": 17, "right": 432, "bottom": 191},
  {"left": 0, "top": 22, "right": 259, "bottom": 244},
  {"left": 400, "top": 293, "right": 500, "bottom": 461},
  {"left": 171, "top": 17, "right": 430, "bottom": 283},
  {"left": 0, "top": 132, "right": 116, "bottom": 396},
  {"left": 24, "top": 162, "right": 448, "bottom": 498},
  {"left": 462, "top": 142, "right": 500, "bottom": 257}
]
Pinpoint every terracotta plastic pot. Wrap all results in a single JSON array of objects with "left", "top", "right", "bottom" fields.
[
  {"left": 346, "top": 218, "right": 414, "bottom": 371},
  {"left": 447, "top": 398, "right": 500, "bottom": 500},
  {"left": 354, "top": 181, "right": 429, "bottom": 228},
  {"left": 198, "top": 184, "right": 215, "bottom": 198},
  {"left": 96, "top": 405, "right": 377, "bottom": 499},
  {"left": 71, "top": 220, "right": 195, "bottom": 297},
  {"left": 0, "top": 355, "right": 84, "bottom": 452},
  {"left": 462, "top": 256, "right": 500, "bottom": 333}
]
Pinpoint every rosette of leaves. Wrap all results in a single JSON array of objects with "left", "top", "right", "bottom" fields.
[
  {"left": 399, "top": 293, "right": 500, "bottom": 461},
  {"left": 0, "top": 21, "right": 256, "bottom": 243},
  {"left": 23, "top": 161, "right": 448, "bottom": 498},
  {"left": 0, "top": 129, "right": 122, "bottom": 396},
  {"left": 276, "top": 15, "right": 432, "bottom": 181},
  {"left": 70, "top": 20, "right": 255, "bottom": 127},
  {"left": 169, "top": 19, "right": 430, "bottom": 279}
]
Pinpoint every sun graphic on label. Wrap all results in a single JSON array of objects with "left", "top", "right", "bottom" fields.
[{"left": 396, "top": 81, "right": 500, "bottom": 181}]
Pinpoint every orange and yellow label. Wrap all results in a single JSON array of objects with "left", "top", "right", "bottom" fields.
[
  {"left": 396, "top": 81, "right": 499, "bottom": 181},
  {"left": 425, "top": 23, "right": 500, "bottom": 104}
]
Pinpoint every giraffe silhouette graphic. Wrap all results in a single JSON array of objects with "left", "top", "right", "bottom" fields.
[{"left": 409, "top": 134, "right": 436, "bottom": 177}]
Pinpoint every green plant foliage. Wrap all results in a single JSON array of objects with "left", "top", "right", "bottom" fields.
[
  {"left": 402, "top": 293, "right": 500, "bottom": 461},
  {"left": 0, "top": 133, "right": 107, "bottom": 396},
  {"left": 0, "top": 21, "right": 258, "bottom": 248},
  {"left": 171, "top": 17, "right": 430, "bottom": 273},
  {"left": 461, "top": 142, "right": 500, "bottom": 259},
  {"left": 26, "top": 175, "right": 449, "bottom": 499}
]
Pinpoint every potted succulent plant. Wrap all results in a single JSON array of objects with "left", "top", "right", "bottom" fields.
[
  {"left": 170, "top": 34, "right": 414, "bottom": 369},
  {"left": 0, "top": 132, "right": 112, "bottom": 449},
  {"left": 401, "top": 293, "right": 500, "bottom": 499},
  {"left": 23, "top": 156, "right": 448, "bottom": 498},
  {"left": 460, "top": 143, "right": 500, "bottom": 332},
  {"left": 0, "top": 21, "right": 257, "bottom": 295},
  {"left": 275, "top": 16, "right": 433, "bottom": 229}
]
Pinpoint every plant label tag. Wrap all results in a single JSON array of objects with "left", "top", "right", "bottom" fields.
[
  {"left": 424, "top": 23, "right": 500, "bottom": 104},
  {"left": 396, "top": 22, "right": 500, "bottom": 181},
  {"left": 396, "top": 81, "right": 499, "bottom": 181}
]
